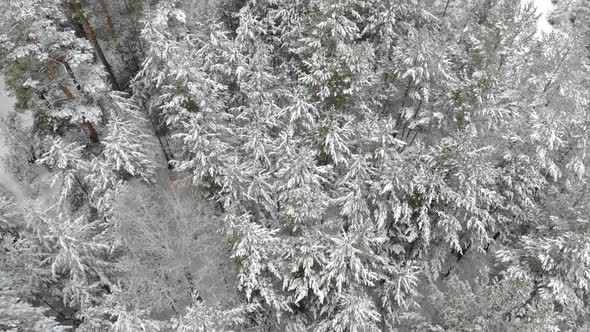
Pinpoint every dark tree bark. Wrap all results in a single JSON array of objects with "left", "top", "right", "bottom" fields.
[
  {"left": 48, "top": 61, "right": 74, "bottom": 99},
  {"left": 83, "top": 120, "right": 99, "bottom": 143},
  {"left": 48, "top": 57, "right": 100, "bottom": 143},
  {"left": 442, "top": 0, "right": 451, "bottom": 18},
  {"left": 57, "top": 55, "right": 81, "bottom": 91},
  {"left": 183, "top": 266, "right": 203, "bottom": 303},
  {"left": 68, "top": 1, "right": 121, "bottom": 91}
]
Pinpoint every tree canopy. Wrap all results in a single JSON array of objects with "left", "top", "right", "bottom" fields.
[{"left": 1, "top": 0, "right": 590, "bottom": 330}]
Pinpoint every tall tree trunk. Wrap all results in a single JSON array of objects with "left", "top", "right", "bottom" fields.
[
  {"left": 48, "top": 58, "right": 100, "bottom": 144},
  {"left": 48, "top": 61, "right": 74, "bottom": 100},
  {"left": 68, "top": 1, "right": 121, "bottom": 91},
  {"left": 57, "top": 56, "right": 108, "bottom": 122},
  {"left": 183, "top": 266, "right": 203, "bottom": 303},
  {"left": 56, "top": 55, "right": 81, "bottom": 91},
  {"left": 442, "top": 0, "right": 451, "bottom": 18},
  {"left": 145, "top": 101, "right": 175, "bottom": 168}
]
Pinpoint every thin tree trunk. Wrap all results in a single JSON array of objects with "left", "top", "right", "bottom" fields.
[
  {"left": 48, "top": 61, "right": 74, "bottom": 99},
  {"left": 82, "top": 14, "right": 120, "bottom": 91},
  {"left": 122, "top": 0, "right": 131, "bottom": 13},
  {"left": 183, "top": 266, "right": 203, "bottom": 303},
  {"left": 401, "top": 99, "right": 423, "bottom": 140},
  {"left": 48, "top": 58, "right": 100, "bottom": 143},
  {"left": 393, "top": 81, "right": 412, "bottom": 138},
  {"left": 57, "top": 56, "right": 81, "bottom": 91},
  {"left": 145, "top": 101, "right": 175, "bottom": 168},
  {"left": 442, "top": 0, "right": 451, "bottom": 18},
  {"left": 58, "top": 56, "right": 109, "bottom": 122},
  {"left": 68, "top": 1, "right": 121, "bottom": 91}
]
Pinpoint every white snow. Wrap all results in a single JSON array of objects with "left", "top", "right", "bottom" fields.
[{"left": 533, "top": 0, "right": 554, "bottom": 34}]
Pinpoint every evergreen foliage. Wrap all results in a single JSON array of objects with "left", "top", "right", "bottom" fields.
[{"left": 1, "top": 0, "right": 590, "bottom": 330}]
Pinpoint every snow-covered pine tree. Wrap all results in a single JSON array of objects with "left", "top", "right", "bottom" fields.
[{"left": 2, "top": 0, "right": 590, "bottom": 330}]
